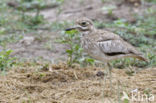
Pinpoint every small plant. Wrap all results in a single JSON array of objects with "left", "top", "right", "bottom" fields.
[
  {"left": 57, "top": 30, "right": 81, "bottom": 66},
  {"left": 20, "top": 14, "right": 45, "bottom": 29},
  {"left": 16, "top": 0, "right": 46, "bottom": 29},
  {"left": 101, "top": 5, "right": 116, "bottom": 16},
  {"left": 0, "top": 33, "right": 23, "bottom": 47},
  {"left": 57, "top": 29, "right": 95, "bottom": 67},
  {"left": 0, "top": 49, "right": 15, "bottom": 71},
  {"left": 143, "top": 88, "right": 152, "bottom": 98}
]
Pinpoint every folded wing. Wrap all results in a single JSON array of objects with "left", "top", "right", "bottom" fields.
[{"left": 97, "top": 39, "right": 140, "bottom": 56}]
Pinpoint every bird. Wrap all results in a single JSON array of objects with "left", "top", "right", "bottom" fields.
[{"left": 65, "top": 17, "right": 147, "bottom": 89}]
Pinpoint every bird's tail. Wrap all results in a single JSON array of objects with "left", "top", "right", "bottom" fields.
[{"left": 134, "top": 55, "right": 148, "bottom": 62}]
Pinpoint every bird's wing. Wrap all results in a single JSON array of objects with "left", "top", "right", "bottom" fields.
[
  {"left": 97, "top": 40, "right": 130, "bottom": 56},
  {"left": 95, "top": 30, "right": 121, "bottom": 41},
  {"left": 95, "top": 30, "right": 141, "bottom": 56}
]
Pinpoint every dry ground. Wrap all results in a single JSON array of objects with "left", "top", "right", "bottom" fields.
[{"left": 0, "top": 63, "right": 156, "bottom": 103}]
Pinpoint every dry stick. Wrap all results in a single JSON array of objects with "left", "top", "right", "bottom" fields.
[{"left": 73, "top": 70, "right": 78, "bottom": 80}]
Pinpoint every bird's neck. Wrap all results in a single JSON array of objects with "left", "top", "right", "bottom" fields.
[
  {"left": 81, "top": 31, "right": 90, "bottom": 37},
  {"left": 81, "top": 27, "right": 96, "bottom": 37}
]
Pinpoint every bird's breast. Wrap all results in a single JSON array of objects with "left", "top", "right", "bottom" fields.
[
  {"left": 81, "top": 37, "right": 109, "bottom": 62},
  {"left": 81, "top": 38, "right": 97, "bottom": 54},
  {"left": 81, "top": 38, "right": 89, "bottom": 51}
]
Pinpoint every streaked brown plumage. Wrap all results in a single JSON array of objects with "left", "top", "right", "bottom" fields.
[{"left": 66, "top": 17, "right": 147, "bottom": 63}]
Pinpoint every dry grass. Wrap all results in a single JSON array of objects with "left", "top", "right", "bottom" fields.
[{"left": 0, "top": 63, "right": 155, "bottom": 103}]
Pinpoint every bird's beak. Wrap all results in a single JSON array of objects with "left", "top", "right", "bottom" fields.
[
  {"left": 65, "top": 25, "right": 80, "bottom": 31},
  {"left": 65, "top": 27, "right": 76, "bottom": 31}
]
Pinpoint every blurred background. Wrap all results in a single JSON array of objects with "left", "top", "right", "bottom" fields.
[{"left": 0, "top": 0, "right": 155, "bottom": 68}]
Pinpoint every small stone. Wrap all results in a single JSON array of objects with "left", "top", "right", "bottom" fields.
[
  {"left": 19, "top": 36, "right": 35, "bottom": 46},
  {"left": 96, "top": 71, "right": 104, "bottom": 77}
]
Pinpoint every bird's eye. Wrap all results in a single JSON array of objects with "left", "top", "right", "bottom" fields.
[{"left": 81, "top": 22, "right": 87, "bottom": 26}]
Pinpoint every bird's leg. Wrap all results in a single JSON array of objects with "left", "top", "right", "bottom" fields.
[
  {"left": 101, "top": 72, "right": 107, "bottom": 101},
  {"left": 107, "top": 63, "right": 113, "bottom": 91}
]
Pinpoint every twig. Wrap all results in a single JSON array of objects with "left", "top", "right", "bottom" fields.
[{"left": 73, "top": 70, "right": 78, "bottom": 79}]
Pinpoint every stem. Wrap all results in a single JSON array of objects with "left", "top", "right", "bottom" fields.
[
  {"left": 69, "top": 52, "right": 73, "bottom": 66},
  {"left": 35, "top": 7, "right": 40, "bottom": 20},
  {"left": 68, "top": 43, "right": 73, "bottom": 67},
  {"left": 22, "top": 10, "right": 25, "bottom": 21}
]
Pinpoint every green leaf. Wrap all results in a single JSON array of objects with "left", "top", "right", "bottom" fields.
[
  {"left": 65, "top": 29, "right": 78, "bottom": 35},
  {"left": 123, "top": 99, "right": 129, "bottom": 103},
  {"left": 74, "top": 44, "right": 80, "bottom": 51},
  {"left": 66, "top": 49, "right": 73, "bottom": 55},
  {"left": 86, "top": 58, "right": 95, "bottom": 62}
]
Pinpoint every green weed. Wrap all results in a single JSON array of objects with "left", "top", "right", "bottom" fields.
[
  {"left": 57, "top": 30, "right": 95, "bottom": 67},
  {"left": 0, "top": 50, "right": 15, "bottom": 72},
  {"left": 57, "top": 30, "right": 81, "bottom": 66}
]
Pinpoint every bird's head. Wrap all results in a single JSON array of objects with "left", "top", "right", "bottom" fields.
[{"left": 65, "top": 17, "right": 94, "bottom": 32}]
